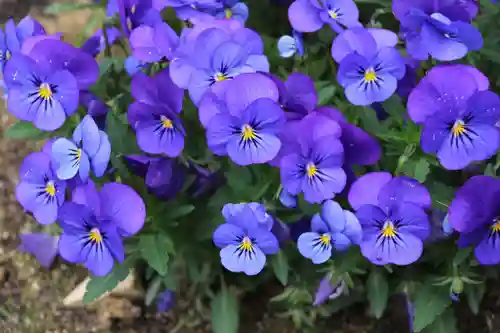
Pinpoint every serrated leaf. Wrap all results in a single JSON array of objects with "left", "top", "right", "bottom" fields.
[
  {"left": 4, "top": 121, "right": 45, "bottom": 140},
  {"left": 413, "top": 286, "right": 452, "bottom": 332},
  {"left": 422, "top": 309, "right": 458, "bottom": 333},
  {"left": 271, "top": 251, "right": 289, "bottom": 286},
  {"left": 414, "top": 159, "right": 430, "bottom": 183},
  {"left": 465, "top": 283, "right": 485, "bottom": 315},
  {"left": 83, "top": 263, "right": 130, "bottom": 304},
  {"left": 139, "top": 234, "right": 170, "bottom": 276},
  {"left": 212, "top": 287, "right": 239, "bottom": 333},
  {"left": 367, "top": 269, "right": 389, "bottom": 319}
]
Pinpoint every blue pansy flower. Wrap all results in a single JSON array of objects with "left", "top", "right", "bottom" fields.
[{"left": 277, "top": 30, "right": 304, "bottom": 58}]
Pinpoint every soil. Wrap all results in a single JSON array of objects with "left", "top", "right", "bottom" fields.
[{"left": 1, "top": 1, "right": 500, "bottom": 333}]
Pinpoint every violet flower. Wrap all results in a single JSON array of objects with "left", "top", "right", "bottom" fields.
[
  {"left": 81, "top": 27, "right": 121, "bottom": 57},
  {"left": 108, "top": 0, "right": 162, "bottom": 35},
  {"left": 408, "top": 65, "right": 500, "bottom": 170},
  {"left": 18, "top": 232, "right": 59, "bottom": 268},
  {"left": 154, "top": 0, "right": 222, "bottom": 20},
  {"left": 156, "top": 289, "right": 176, "bottom": 312},
  {"left": 130, "top": 22, "right": 179, "bottom": 63},
  {"left": 348, "top": 172, "right": 431, "bottom": 265},
  {"left": 313, "top": 273, "right": 347, "bottom": 306},
  {"left": 278, "top": 30, "right": 304, "bottom": 58}
]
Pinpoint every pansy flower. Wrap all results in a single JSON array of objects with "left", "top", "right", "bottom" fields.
[
  {"left": 16, "top": 146, "right": 66, "bottom": 225},
  {"left": 212, "top": 0, "right": 249, "bottom": 22},
  {"left": 278, "top": 30, "right": 304, "bottom": 58},
  {"left": 51, "top": 115, "right": 111, "bottom": 182},
  {"left": 128, "top": 69, "right": 185, "bottom": 157},
  {"left": 153, "top": 0, "right": 222, "bottom": 20},
  {"left": 288, "top": 0, "right": 361, "bottom": 33},
  {"left": 81, "top": 27, "right": 121, "bottom": 57},
  {"left": 169, "top": 26, "right": 269, "bottom": 105},
  {"left": 449, "top": 176, "right": 500, "bottom": 265},
  {"left": 313, "top": 273, "right": 347, "bottom": 306},
  {"left": 298, "top": 200, "right": 362, "bottom": 264},
  {"left": 408, "top": 65, "right": 500, "bottom": 170},
  {"left": 58, "top": 181, "right": 146, "bottom": 275},
  {"left": 108, "top": 0, "right": 162, "bottom": 35},
  {"left": 213, "top": 203, "right": 279, "bottom": 275},
  {"left": 348, "top": 172, "right": 431, "bottom": 265},
  {"left": 18, "top": 232, "right": 59, "bottom": 268},
  {"left": 280, "top": 113, "right": 346, "bottom": 203},
  {"left": 156, "top": 290, "right": 176, "bottom": 312},
  {"left": 332, "top": 27, "right": 406, "bottom": 106},
  {"left": 393, "top": 0, "right": 481, "bottom": 61},
  {"left": 130, "top": 22, "right": 179, "bottom": 63},
  {"left": 202, "top": 73, "right": 285, "bottom": 165}
]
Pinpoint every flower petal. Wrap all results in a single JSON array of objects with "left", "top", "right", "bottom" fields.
[{"left": 297, "top": 232, "right": 332, "bottom": 264}]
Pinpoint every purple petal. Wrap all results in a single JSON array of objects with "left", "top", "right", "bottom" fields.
[
  {"left": 390, "top": 202, "right": 430, "bottom": 240},
  {"left": 84, "top": 242, "right": 115, "bottom": 276},
  {"left": 378, "top": 176, "right": 432, "bottom": 211},
  {"left": 356, "top": 204, "right": 388, "bottom": 236},
  {"left": 72, "top": 180, "right": 102, "bottom": 216},
  {"left": 361, "top": 232, "right": 423, "bottom": 266},
  {"left": 343, "top": 210, "right": 363, "bottom": 244},
  {"left": 285, "top": 72, "right": 318, "bottom": 112},
  {"left": 250, "top": 229, "right": 280, "bottom": 254},
  {"left": 311, "top": 214, "right": 330, "bottom": 233},
  {"left": 225, "top": 73, "right": 279, "bottom": 115},
  {"left": 227, "top": 132, "right": 281, "bottom": 165},
  {"left": 73, "top": 115, "right": 100, "bottom": 157},
  {"left": 474, "top": 234, "right": 500, "bottom": 265},
  {"left": 51, "top": 138, "right": 80, "bottom": 180},
  {"left": 18, "top": 232, "right": 59, "bottom": 268},
  {"left": 297, "top": 232, "right": 332, "bottom": 264},
  {"left": 348, "top": 172, "right": 392, "bottom": 211},
  {"left": 331, "top": 27, "right": 377, "bottom": 63},
  {"left": 220, "top": 244, "right": 266, "bottom": 275},
  {"left": 288, "top": 0, "right": 323, "bottom": 33},
  {"left": 91, "top": 131, "right": 111, "bottom": 177},
  {"left": 321, "top": 200, "right": 346, "bottom": 233},
  {"left": 213, "top": 223, "right": 245, "bottom": 248},
  {"left": 302, "top": 166, "right": 346, "bottom": 203}
]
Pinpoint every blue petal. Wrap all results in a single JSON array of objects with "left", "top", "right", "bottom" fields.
[
  {"left": 78, "top": 151, "right": 91, "bottom": 182},
  {"left": 51, "top": 138, "right": 80, "bottom": 180},
  {"left": 321, "top": 200, "right": 346, "bottom": 233},
  {"left": 220, "top": 244, "right": 266, "bottom": 275},
  {"left": 91, "top": 131, "right": 111, "bottom": 177},
  {"left": 277, "top": 35, "right": 297, "bottom": 58},
  {"left": 297, "top": 232, "right": 332, "bottom": 264},
  {"left": 331, "top": 232, "right": 351, "bottom": 251},
  {"left": 73, "top": 115, "right": 101, "bottom": 157}
]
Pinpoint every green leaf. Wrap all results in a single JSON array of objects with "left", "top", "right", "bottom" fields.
[
  {"left": 414, "top": 159, "right": 430, "bottom": 183},
  {"left": 165, "top": 204, "right": 195, "bottom": 221},
  {"left": 83, "top": 263, "right": 130, "bottom": 304},
  {"left": 413, "top": 286, "right": 452, "bottom": 332},
  {"left": 44, "top": 2, "right": 99, "bottom": 14},
  {"left": 3, "top": 121, "right": 45, "bottom": 140},
  {"left": 366, "top": 269, "right": 389, "bottom": 319},
  {"left": 212, "top": 287, "right": 239, "bottom": 333},
  {"left": 422, "top": 309, "right": 458, "bottom": 333},
  {"left": 271, "top": 251, "right": 289, "bottom": 286},
  {"left": 465, "top": 283, "right": 485, "bottom": 315},
  {"left": 139, "top": 234, "right": 171, "bottom": 276},
  {"left": 317, "top": 85, "right": 336, "bottom": 105}
]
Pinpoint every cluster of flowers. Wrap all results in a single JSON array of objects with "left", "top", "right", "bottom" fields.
[{"left": 6, "top": 0, "right": 500, "bottom": 307}]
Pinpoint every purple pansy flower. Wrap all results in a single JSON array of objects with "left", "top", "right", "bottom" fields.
[
  {"left": 348, "top": 172, "right": 431, "bottom": 265},
  {"left": 130, "top": 22, "right": 179, "bottom": 63},
  {"left": 393, "top": 0, "right": 481, "bottom": 61},
  {"left": 108, "top": 0, "right": 162, "bottom": 35},
  {"left": 298, "top": 200, "right": 362, "bottom": 264},
  {"left": 16, "top": 147, "right": 66, "bottom": 225},
  {"left": 213, "top": 203, "right": 280, "bottom": 275},
  {"left": 128, "top": 69, "right": 185, "bottom": 157},
  {"left": 288, "top": 0, "right": 361, "bottom": 33},
  {"left": 154, "top": 0, "right": 222, "bottom": 20},
  {"left": 58, "top": 181, "right": 146, "bottom": 275},
  {"left": 278, "top": 30, "right": 304, "bottom": 58},
  {"left": 0, "top": 16, "right": 45, "bottom": 73},
  {"left": 212, "top": 0, "right": 249, "bottom": 22},
  {"left": 169, "top": 25, "right": 269, "bottom": 105},
  {"left": 156, "top": 290, "right": 176, "bottom": 312},
  {"left": 280, "top": 113, "right": 346, "bottom": 203},
  {"left": 123, "top": 155, "right": 186, "bottom": 199},
  {"left": 332, "top": 27, "right": 406, "bottom": 106},
  {"left": 18, "top": 232, "right": 59, "bottom": 268},
  {"left": 202, "top": 73, "right": 285, "bottom": 165},
  {"left": 270, "top": 72, "right": 317, "bottom": 121},
  {"left": 51, "top": 115, "right": 111, "bottom": 182},
  {"left": 313, "top": 273, "right": 347, "bottom": 306},
  {"left": 81, "top": 27, "right": 121, "bottom": 57},
  {"left": 449, "top": 176, "right": 500, "bottom": 265},
  {"left": 408, "top": 65, "right": 500, "bottom": 170}
]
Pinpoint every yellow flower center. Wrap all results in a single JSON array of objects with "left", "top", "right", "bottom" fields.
[
  {"left": 214, "top": 72, "right": 227, "bottom": 82},
  {"left": 241, "top": 124, "right": 257, "bottom": 141},
  {"left": 89, "top": 228, "right": 103, "bottom": 243},
  {"left": 492, "top": 220, "right": 500, "bottom": 233},
  {"left": 328, "top": 10, "right": 338, "bottom": 19},
  {"left": 319, "top": 233, "right": 330, "bottom": 245},
  {"left": 224, "top": 8, "right": 233, "bottom": 19},
  {"left": 75, "top": 149, "right": 82, "bottom": 160},
  {"left": 239, "top": 236, "right": 253, "bottom": 251},
  {"left": 382, "top": 221, "right": 396, "bottom": 238},
  {"left": 39, "top": 83, "right": 53, "bottom": 100},
  {"left": 452, "top": 120, "right": 466, "bottom": 137},
  {"left": 306, "top": 163, "right": 318, "bottom": 178},
  {"left": 161, "top": 115, "right": 173, "bottom": 129},
  {"left": 364, "top": 69, "right": 377, "bottom": 83},
  {"left": 45, "top": 181, "right": 56, "bottom": 197},
  {"left": 131, "top": 4, "right": 136, "bottom": 14}
]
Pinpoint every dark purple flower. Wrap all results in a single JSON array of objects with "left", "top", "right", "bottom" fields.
[
  {"left": 108, "top": 0, "right": 162, "bottom": 35},
  {"left": 16, "top": 147, "right": 66, "bottom": 225},
  {"left": 348, "top": 172, "right": 431, "bottom": 265},
  {"left": 18, "top": 232, "right": 59, "bottom": 268},
  {"left": 123, "top": 155, "right": 185, "bottom": 199},
  {"left": 313, "top": 273, "right": 346, "bottom": 306},
  {"left": 280, "top": 113, "right": 346, "bottom": 204},
  {"left": 270, "top": 72, "right": 317, "bottom": 121},
  {"left": 449, "top": 176, "right": 500, "bottom": 265},
  {"left": 188, "top": 162, "right": 224, "bottom": 197},
  {"left": 0, "top": 16, "right": 45, "bottom": 73},
  {"left": 170, "top": 25, "right": 269, "bottom": 105},
  {"left": 156, "top": 289, "right": 176, "bottom": 312},
  {"left": 278, "top": 30, "right": 304, "bottom": 58},
  {"left": 408, "top": 65, "right": 500, "bottom": 170},
  {"left": 51, "top": 115, "right": 111, "bottom": 182},
  {"left": 298, "top": 200, "right": 361, "bottom": 264},
  {"left": 154, "top": 0, "right": 222, "bottom": 20},
  {"left": 130, "top": 22, "right": 179, "bottom": 63},
  {"left": 128, "top": 70, "right": 185, "bottom": 157},
  {"left": 393, "top": 0, "right": 481, "bottom": 61},
  {"left": 288, "top": 0, "right": 361, "bottom": 33},
  {"left": 81, "top": 27, "right": 121, "bottom": 57},
  {"left": 213, "top": 203, "right": 280, "bottom": 275},
  {"left": 80, "top": 91, "right": 109, "bottom": 130},
  {"left": 212, "top": 1, "right": 249, "bottom": 22},
  {"left": 333, "top": 27, "right": 406, "bottom": 106},
  {"left": 202, "top": 73, "right": 285, "bottom": 165}
]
